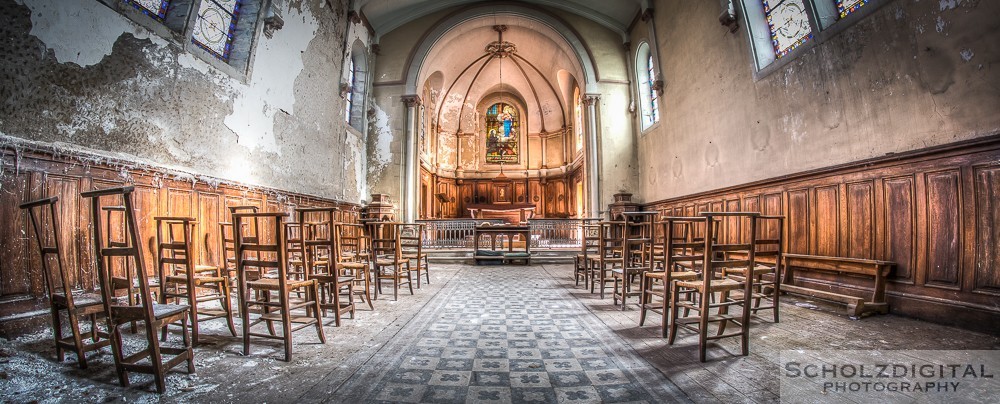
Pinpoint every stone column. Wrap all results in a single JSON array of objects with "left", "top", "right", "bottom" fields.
[
  {"left": 401, "top": 95, "right": 421, "bottom": 223},
  {"left": 582, "top": 94, "right": 601, "bottom": 217}
]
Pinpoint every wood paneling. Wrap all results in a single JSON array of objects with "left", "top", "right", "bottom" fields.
[
  {"left": 0, "top": 147, "right": 356, "bottom": 337},
  {"left": 846, "top": 181, "right": 874, "bottom": 259},
  {"left": 883, "top": 176, "right": 915, "bottom": 282},
  {"left": 924, "top": 170, "right": 961, "bottom": 288},
  {"left": 644, "top": 136, "right": 1000, "bottom": 332},
  {"left": 973, "top": 165, "right": 1000, "bottom": 293},
  {"left": 813, "top": 185, "right": 839, "bottom": 256},
  {"left": 787, "top": 189, "right": 809, "bottom": 255},
  {"left": 0, "top": 171, "right": 31, "bottom": 299}
]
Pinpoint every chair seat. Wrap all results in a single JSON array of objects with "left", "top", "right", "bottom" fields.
[
  {"left": 248, "top": 278, "right": 315, "bottom": 290},
  {"left": 193, "top": 265, "right": 219, "bottom": 274},
  {"left": 151, "top": 303, "right": 190, "bottom": 320},
  {"left": 726, "top": 265, "right": 774, "bottom": 276},
  {"left": 52, "top": 292, "right": 104, "bottom": 308},
  {"left": 165, "top": 275, "right": 227, "bottom": 285},
  {"left": 375, "top": 259, "right": 402, "bottom": 266},
  {"left": 311, "top": 274, "right": 356, "bottom": 284},
  {"left": 338, "top": 261, "right": 367, "bottom": 269},
  {"left": 676, "top": 278, "right": 743, "bottom": 292},
  {"left": 643, "top": 270, "right": 698, "bottom": 281}
]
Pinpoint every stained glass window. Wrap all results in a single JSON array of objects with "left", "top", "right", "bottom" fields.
[
  {"left": 125, "top": 0, "right": 170, "bottom": 21},
  {"left": 837, "top": 0, "right": 867, "bottom": 18},
  {"left": 345, "top": 59, "right": 355, "bottom": 123},
  {"left": 762, "top": 0, "right": 813, "bottom": 58},
  {"left": 485, "top": 103, "right": 518, "bottom": 164},
  {"left": 192, "top": 0, "right": 241, "bottom": 62},
  {"left": 647, "top": 55, "right": 659, "bottom": 124},
  {"left": 574, "top": 93, "right": 583, "bottom": 152}
]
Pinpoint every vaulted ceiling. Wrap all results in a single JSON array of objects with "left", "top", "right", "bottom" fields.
[{"left": 354, "top": 0, "right": 642, "bottom": 39}]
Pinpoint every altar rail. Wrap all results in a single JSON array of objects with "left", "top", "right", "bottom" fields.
[{"left": 417, "top": 219, "right": 584, "bottom": 249}]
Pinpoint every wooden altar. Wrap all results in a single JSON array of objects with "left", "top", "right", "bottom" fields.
[{"left": 467, "top": 203, "right": 536, "bottom": 224}]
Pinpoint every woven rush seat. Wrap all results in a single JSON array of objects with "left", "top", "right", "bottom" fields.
[{"left": 247, "top": 278, "right": 316, "bottom": 291}]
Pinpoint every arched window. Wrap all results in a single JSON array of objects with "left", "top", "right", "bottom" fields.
[
  {"left": 345, "top": 41, "right": 367, "bottom": 131},
  {"left": 574, "top": 87, "right": 583, "bottom": 152},
  {"left": 345, "top": 58, "right": 355, "bottom": 123},
  {"left": 647, "top": 54, "right": 659, "bottom": 124},
  {"left": 635, "top": 42, "right": 659, "bottom": 130},
  {"left": 485, "top": 103, "right": 519, "bottom": 164}
]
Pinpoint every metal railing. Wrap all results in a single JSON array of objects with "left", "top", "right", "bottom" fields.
[{"left": 417, "top": 218, "right": 584, "bottom": 249}]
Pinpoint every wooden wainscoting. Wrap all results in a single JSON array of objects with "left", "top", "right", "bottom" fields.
[
  {"left": 644, "top": 135, "right": 1000, "bottom": 333},
  {"left": 0, "top": 146, "right": 358, "bottom": 337}
]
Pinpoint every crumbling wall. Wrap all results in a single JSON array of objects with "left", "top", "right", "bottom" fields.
[
  {"left": 0, "top": 0, "right": 360, "bottom": 202},
  {"left": 636, "top": 0, "right": 1000, "bottom": 201}
]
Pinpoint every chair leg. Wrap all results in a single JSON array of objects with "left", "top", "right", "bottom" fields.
[
  {"left": 189, "top": 285, "right": 200, "bottom": 344},
  {"left": 51, "top": 307, "right": 65, "bottom": 362},
  {"left": 698, "top": 288, "right": 711, "bottom": 363},
  {"left": 66, "top": 310, "right": 88, "bottom": 369},
  {"left": 147, "top": 321, "right": 167, "bottom": 393},
  {"left": 332, "top": 281, "right": 342, "bottom": 327},
  {"left": 423, "top": 258, "right": 430, "bottom": 285},
  {"left": 667, "top": 284, "right": 680, "bottom": 345},
  {"left": 222, "top": 281, "right": 237, "bottom": 337},
  {"left": 281, "top": 293, "right": 293, "bottom": 362},
  {"left": 660, "top": 280, "right": 670, "bottom": 338},
  {"left": 313, "top": 283, "right": 326, "bottom": 344},
  {"left": 638, "top": 277, "right": 649, "bottom": 326}
]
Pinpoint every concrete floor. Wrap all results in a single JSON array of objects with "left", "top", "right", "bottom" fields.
[{"left": 0, "top": 264, "right": 997, "bottom": 403}]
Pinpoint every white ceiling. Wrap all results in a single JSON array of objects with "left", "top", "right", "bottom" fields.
[{"left": 354, "top": 0, "right": 643, "bottom": 38}]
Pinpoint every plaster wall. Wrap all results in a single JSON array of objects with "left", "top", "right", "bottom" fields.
[
  {"left": 636, "top": 0, "right": 1000, "bottom": 202},
  {"left": 0, "top": 0, "right": 362, "bottom": 201}
]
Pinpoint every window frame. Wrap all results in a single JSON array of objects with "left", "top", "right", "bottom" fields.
[
  {"left": 634, "top": 41, "right": 659, "bottom": 133},
  {"left": 97, "top": 0, "right": 266, "bottom": 83},
  {"left": 740, "top": 0, "right": 893, "bottom": 80}
]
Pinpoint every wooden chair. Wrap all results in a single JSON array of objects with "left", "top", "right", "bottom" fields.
[
  {"left": 722, "top": 215, "right": 785, "bottom": 323},
  {"left": 612, "top": 213, "right": 656, "bottom": 310},
  {"left": 296, "top": 207, "right": 355, "bottom": 327},
  {"left": 20, "top": 196, "right": 110, "bottom": 369},
  {"left": 219, "top": 206, "right": 260, "bottom": 287},
  {"left": 591, "top": 221, "right": 624, "bottom": 299},
  {"left": 638, "top": 218, "right": 701, "bottom": 337},
  {"left": 669, "top": 212, "right": 759, "bottom": 362},
  {"left": 155, "top": 217, "right": 237, "bottom": 344},
  {"left": 82, "top": 186, "right": 193, "bottom": 393},
  {"left": 575, "top": 224, "right": 600, "bottom": 287},
  {"left": 337, "top": 223, "right": 373, "bottom": 309},
  {"left": 400, "top": 223, "right": 429, "bottom": 288},
  {"left": 232, "top": 211, "right": 325, "bottom": 362},
  {"left": 371, "top": 222, "right": 413, "bottom": 301}
]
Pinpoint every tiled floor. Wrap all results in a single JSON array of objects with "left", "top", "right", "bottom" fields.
[
  {"left": 335, "top": 265, "right": 687, "bottom": 403},
  {"left": 0, "top": 263, "right": 997, "bottom": 403}
]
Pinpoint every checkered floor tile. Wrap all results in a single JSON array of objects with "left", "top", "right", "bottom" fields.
[{"left": 335, "top": 265, "right": 688, "bottom": 403}]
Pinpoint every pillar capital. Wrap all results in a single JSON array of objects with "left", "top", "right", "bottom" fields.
[{"left": 401, "top": 94, "right": 422, "bottom": 107}]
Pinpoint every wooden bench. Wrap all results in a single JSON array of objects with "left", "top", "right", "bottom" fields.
[
  {"left": 781, "top": 254, "right": 894, "bottom": 318},
  {"left": 473, "top": 225, "right": 532, "bottom": 265}
]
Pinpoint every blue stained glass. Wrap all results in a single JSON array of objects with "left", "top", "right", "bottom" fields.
[
  {"left": 192, "top": 0, "right": 241, "bottom": 62},
  {"left": 837, "top": 0, "right": 868, "bottom": 18},
  {"left": 762, "top": 0, "right": 813, "bottom": 58},
  {"left": 125, "top": 0, "right": 170, "bottom": 21},
  {"left": 485, "top": 103, "right": 518, "bottom": 164}
]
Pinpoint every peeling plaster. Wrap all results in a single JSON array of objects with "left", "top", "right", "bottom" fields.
[
  {"left": 224, "top": 3, "right": 319, "bottom": 153},
  {"left": 368, "top": 104, "right": 393, "bottom": 179},
  {"left": 16, "top": 0, "right": 168, "bottom": 67}
]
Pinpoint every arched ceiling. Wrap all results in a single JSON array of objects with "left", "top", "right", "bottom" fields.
[
  {"left": 419, "top": 15, "right": 583, "bottom": 134},
  {"left": 355, "top": 0, "right": 642, "bottom": 40}
]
